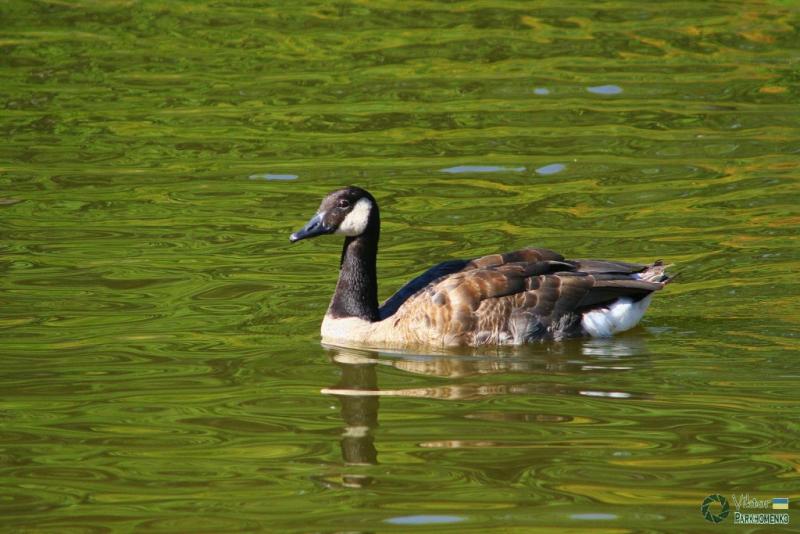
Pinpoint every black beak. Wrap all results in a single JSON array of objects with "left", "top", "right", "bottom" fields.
[{"left": 289, "top": 213, "right": 333, "bottom": 243}]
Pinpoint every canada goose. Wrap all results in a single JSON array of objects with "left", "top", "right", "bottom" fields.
[{"left": 290, "top": 186, "right": 671, "bottom": 348}]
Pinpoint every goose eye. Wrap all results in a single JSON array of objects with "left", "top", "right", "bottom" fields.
[{"left": 338, "top": 199, "right": 350, "bottom": 209}]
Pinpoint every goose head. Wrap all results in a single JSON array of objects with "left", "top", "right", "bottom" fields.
[{"left": 290, "top": 186, "right": 378, "bottom": 243}]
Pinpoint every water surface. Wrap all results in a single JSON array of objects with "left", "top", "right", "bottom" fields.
[{"left": 2, "top": 1, "right": 799, "bottom": 531}]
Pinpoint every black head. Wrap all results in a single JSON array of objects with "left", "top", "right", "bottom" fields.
[{"left": 290, "top": 186, "right": 378, "bottom": 243}]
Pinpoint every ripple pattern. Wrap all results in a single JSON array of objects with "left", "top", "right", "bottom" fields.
[{"left": 2, "top": 0, "right": 799, "bottom": 531}]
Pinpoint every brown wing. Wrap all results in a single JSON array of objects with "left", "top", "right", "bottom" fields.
[
  {"left": 391, "top": 251, "right": 668, "bottom": 346},
  {"left": 379, "top": 247, "right": 564, "bottom": 320},
  {"left": 569, "top": 259, "right": 646, "bottom": 274},
  {"left": 391, "top": 257, "right": 573, "bottom": 345},
  {"left": 464, "top": 247, "right": 565, "bottom": 269}
]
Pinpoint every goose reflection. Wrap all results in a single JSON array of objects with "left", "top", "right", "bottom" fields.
[
  {"left": 327, "top": 353, "right": 380, "bottom": 467},
  {"left": 322, "top": 337, "right": 652, "bottom": 477}
]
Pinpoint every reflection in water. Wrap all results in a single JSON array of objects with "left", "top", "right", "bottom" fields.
[
  {"left": 247, "top": 173, "right": 298, "bottom": 181},
  {"left": 581, "top": 336, "right": 647, "bottom": 358},
  {"left": 327, "top": 357, "right": 379, "bottom": 467},
  {"left": 439, "top": 165, "right": 526, "bottom": 174},
  {"left": 385, "top": 514, "right": 466, "bottom": 525},
  {"left": 535, "top": 163, "right": 567, "bottom": 175},
  {"left": 3, "top": 0, "right": 799, "bottom": 529},
  {"left": 322, "top": 337, "right": 653, "bottom": 475},
  {"left": 587, "top": 84, "right": 623, "bottom": 95}
]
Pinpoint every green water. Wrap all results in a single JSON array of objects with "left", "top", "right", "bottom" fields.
[{"left": 2, "top": 1, "right": 799, "bottom": 531}]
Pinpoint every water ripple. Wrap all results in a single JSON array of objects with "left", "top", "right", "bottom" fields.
[{"left": 2, "top": 1, "right": 799, "bottom": 531}]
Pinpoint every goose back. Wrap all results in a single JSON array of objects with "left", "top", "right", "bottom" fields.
[{"left": 320, "top": 247, "right": 669, "bottom": 348}]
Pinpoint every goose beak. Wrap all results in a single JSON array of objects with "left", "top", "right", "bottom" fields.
[{"left": 290, "top": 213, "right": 333, "bottom": 243}]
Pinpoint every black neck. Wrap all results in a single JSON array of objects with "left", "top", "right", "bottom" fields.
[{"left": 328, "top": 219, "right": 380, "bottom": 322}]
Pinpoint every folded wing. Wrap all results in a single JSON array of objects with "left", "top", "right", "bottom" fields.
[{"left": 383, "top": 248, "right": 670, "bottom": 345}]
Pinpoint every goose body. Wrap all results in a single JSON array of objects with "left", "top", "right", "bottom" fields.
[{"left": 290, "top": 187, "right": 671, "bottom": 348}]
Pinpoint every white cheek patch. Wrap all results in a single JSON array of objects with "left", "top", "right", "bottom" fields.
[{"left": 335, "top": 198, "right": 372, "bottom": 236}]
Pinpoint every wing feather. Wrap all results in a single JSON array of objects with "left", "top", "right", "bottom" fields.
[{"left": 381, "top": 247, "right": 670, "bottom": 345}]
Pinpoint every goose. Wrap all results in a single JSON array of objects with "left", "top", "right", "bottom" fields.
[{"left": 290, "top": 186, "right": 671, "bottom": 348}]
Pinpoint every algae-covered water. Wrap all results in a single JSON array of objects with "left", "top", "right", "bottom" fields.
[{"left": 2, "top": 1, "right": 799, "bottom": 532}]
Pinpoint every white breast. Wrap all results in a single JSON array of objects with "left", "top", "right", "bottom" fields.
[{"left": 321, "top": 315, "right": 375, "bottom": 345}]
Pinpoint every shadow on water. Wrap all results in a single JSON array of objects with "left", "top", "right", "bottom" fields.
[{"left": 321, "top": 336, "right": 654, "bottom": 483}]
